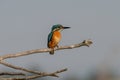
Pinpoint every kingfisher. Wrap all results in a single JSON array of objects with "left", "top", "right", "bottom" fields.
[{"left": 47, "top": 24, "right": 70, "bottom": 55}]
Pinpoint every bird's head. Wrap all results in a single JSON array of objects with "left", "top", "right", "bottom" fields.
[{"left": 51, "top": 24, "right": 70, "bottom": 32}]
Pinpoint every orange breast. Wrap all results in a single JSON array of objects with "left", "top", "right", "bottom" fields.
[{"left": 48, "top": 31, "right": 61, "bottom": 48}]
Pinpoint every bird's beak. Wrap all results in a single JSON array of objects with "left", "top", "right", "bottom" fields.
[{"left": 63, "top": 27, "right": 70, "bottom": 29}]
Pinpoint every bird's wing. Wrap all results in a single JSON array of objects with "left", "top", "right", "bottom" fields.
[{"left": 47, "top": 32, "right": 53, "bottom": 47}]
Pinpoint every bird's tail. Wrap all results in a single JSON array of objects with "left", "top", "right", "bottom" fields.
[{"left": 49, "top": 48, "right": 54, "bottom": 55}]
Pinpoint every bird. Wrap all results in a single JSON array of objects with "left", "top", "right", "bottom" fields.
[{"left": 47, "top": 24, "right": 70, "bottom": 55}]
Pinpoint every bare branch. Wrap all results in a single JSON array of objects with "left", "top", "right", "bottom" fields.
[
  {"left": 0, "top": 61, "right": 43, "bottom": 75},
  {"left": 1, "top": 40, "right": 92, "bottom": 60},
  {"left": 26, "top": 68, "right": 67, "bottom": 79},
  {"left": 0, "top": 61, "right": 68, "bottom": 77},
  {"left": 0, "top": 68, "right": 67, "bottom": 80},
  {"left": 0, "top": 72, "right": 25, "bottom": 76},
  {"left": 0, "top": 40, "right": 92, "bottom": 79}
]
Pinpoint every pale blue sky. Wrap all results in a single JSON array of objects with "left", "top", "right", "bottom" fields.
[{"left": 0, "top": 0, "right": 120, "bottom": 79}]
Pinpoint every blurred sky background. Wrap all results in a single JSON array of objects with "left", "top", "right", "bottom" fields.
[{"left": 0, "top": 0, "right": 120, "bottom": 79}]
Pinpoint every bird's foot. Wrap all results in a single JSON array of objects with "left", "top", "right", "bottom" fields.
[{"left": 56, "top": 45, "right": 59, "bottom": 48}]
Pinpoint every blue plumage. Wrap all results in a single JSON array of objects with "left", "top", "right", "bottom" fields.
[
  {"left": 47, "top": 32, "right": 53, "bottom": 47},
  {"left": 51, "top": 24, "right": 62, "bottom": 31}
]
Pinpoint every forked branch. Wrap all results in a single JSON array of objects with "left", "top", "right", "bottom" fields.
[{"left": 0, "top": 40, "right": 92, "bottom": 80}]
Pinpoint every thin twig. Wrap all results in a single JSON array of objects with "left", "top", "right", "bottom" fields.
[{"left": 0, "top": 72, "right": 25, "bottom": 76}]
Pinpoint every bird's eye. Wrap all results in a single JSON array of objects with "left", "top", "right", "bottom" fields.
[{"left": 58, "top": 27, "right": 61, "bottom": 29}]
